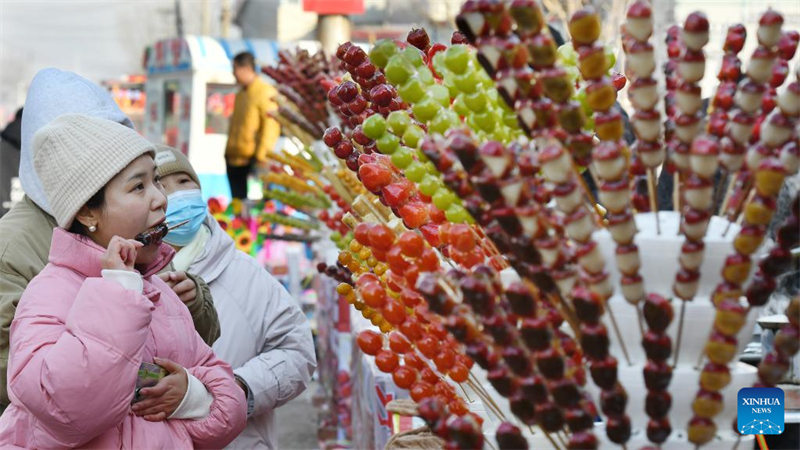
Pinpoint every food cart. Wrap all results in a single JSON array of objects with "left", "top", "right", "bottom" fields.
[{"left": 142, "top": 36, "right": 299, "bottom": 199}]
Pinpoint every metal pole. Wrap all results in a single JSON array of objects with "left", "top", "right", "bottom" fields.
[
  {"left": 201, "top": 0, "right": 211, "bottom": 36},
  {"left": 174, "top": 0, "right": 184, "bottom": 37},
  {"left": 221, "top": 0, "right": 231, "bottom": 38},
  {"left": 317, "top": 14, "right": 351, "bottom": 57}
]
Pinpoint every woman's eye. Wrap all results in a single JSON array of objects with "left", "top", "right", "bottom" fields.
[{"left": 134, "top": 183, "right": 144, "bottom": 191}]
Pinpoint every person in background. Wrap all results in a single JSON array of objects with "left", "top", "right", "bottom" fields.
[
  {"left": 0, "top": 114, "right": 246, "bottom": 448},
  {"left": 225, "top": 51, "right": 280, "bottom": 200},
  {"left": 156, "top": 146, "right": 316, "bottom": 449},
  {"left": 0, "top": 108, "right": 22, "bottom": 217},
  {"left": 0, "top": 68, "right": 221, "bottom": 415}
]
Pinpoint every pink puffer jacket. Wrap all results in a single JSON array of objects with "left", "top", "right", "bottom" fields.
[{"left": 0, "top": 228, "right": 246, "bottom": 449}]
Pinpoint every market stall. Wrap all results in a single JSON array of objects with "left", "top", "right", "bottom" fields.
[
  {"left": 257, "top": 1, "right": 800, "bottom": 448},
  {"left": 142, "top": 36, "right": 321, "bottom": 199},
  {"left": 103, "top": 74, "right": 147, "bottom": 131}
]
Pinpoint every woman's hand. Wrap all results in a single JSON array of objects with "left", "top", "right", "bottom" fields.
[
  {"left": 157, "top": 271, "right": 197, "bottom": 304},
  {"left": 101, "top": 236, "right": 143, "bottom": 272},
  {"left": 132, "top": 358, "right": 188, "bottom": 421}
]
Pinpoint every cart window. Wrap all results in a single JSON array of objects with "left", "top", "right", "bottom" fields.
[
  {"left": 163, "top": 80, "right": 181, "bottom": 147},
  {"left": 205, "top": 84, "right": 238, "bottom": 135}
]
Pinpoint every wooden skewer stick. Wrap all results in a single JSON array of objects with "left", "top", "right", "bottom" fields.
[
  {"left": 575, "top": 164, "right": 606, "bottom": 223},
  {"left": 469, "top": 378, "right": 505, "bottom": 418},
  {"left": 522, "top": 278, "right": 581, "bottom": 337},
  {"left": 458, "top": 383, "right": 474, "bottom": 403},
  {"left": 556, "top": 432, "right": 568, "bottom": 449},
  {"left": 695, "top": 350, "right": 707, "bottom": 371},
  {"left": 637, "top": 304, "right": 646, "bottom": 342},
  {"left": 605, "top": 301, "right": 633, "bottom": 366},
  {"left": 672, "top": 300, "right": 688, "bottom": 368},
  {"left": 673, "top": 172, "right": 681, "bottom": 213},
  {"left": 647, "top": 168, "right": 661, "bottom": 234},
  {"left": 718, "top": 173, "right": 736, "bottom": 216},
  {"left": 546, "top": 291, "right": 582, "bottom": 339},
  {"left": 467, "top": 376, "right": 507, "bottom": 421},
  {"left": 485, "top": 437, "right": 500, "bottom": 450},
  {"left": 465, "top": 379, "right": 503, "bottom": 419},
  {"left": 723, "top": 187, "right": 755, "bottom": 238},
  {"left": 542, "top": 429, "right": 563, "bottom": 450}
]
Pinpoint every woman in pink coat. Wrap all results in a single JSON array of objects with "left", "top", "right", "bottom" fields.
[{"left": 0, "top": 114, "right": 246, "bottom": 449}]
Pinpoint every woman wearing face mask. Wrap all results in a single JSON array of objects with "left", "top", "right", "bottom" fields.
[
  {"left": 155, "top": 146, "right": 316, "bottom": 449},
  {"left": 0, "top": 115, "right": 246, "bottom": 449}
]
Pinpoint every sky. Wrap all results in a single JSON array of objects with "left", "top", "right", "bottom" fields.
[{"left": 0, "top": 0, "right": 235, "bottom": 122}]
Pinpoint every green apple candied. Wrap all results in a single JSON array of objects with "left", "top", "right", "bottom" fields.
[
  {"left": 420, "top": 174, "right": 442, "bottom": 196},
  {"left": 503, "top": 112, "right": 520, "bottom": 129},
  {"left": 605, "top": 45, "right": 616, "bottom": 70},
  {"left": 454, "top": 71, "right": 480, "bottom": 94},
  {"left": 402, "top": 125, "right": 425, "bottom": 149},
  {"left": 432, "top": 188, "right": 457, "bottom": 211},
  {"left": 445, "top": 45, "right": 470, "bottom": 74},
  {"left": 417, "top": 66, "right": 436, "bottom": 86},
  {"left": 429, "top": 85, "right": 451, "bottom": 108},
  {"left": 398, "top": 77, "right": 426, "bottom": 104},
  {"left": 403, "top": 46, "right": 425, "bottom": 67},
  {"left": 387, "top": 111, "right": 412, "bottom": 135},
  {"left": 385, "top": 54, "right": 415, "bottom": 85},
  {"left": 391, "top": 146, "right": 415, "bottom": 169},
  {"left": 405, "top": 161, "right": 427, "bottom": 182},
  {"left": 429, "top": 110, "right": 460, "bottom": 135},
  {"left": 432, "top": 51, "right": 448, "bottom": 78},
  {"left": 377, "top": 132, "right": 400, "bottom": 154},
  {"left": 474, "top": 110, "right": 497, "bottom": 132},
  {"left": 362, "top": 114, "right": 387, "bottom": 140},
  {"left": 453, "top": 94, "right": 470, "bottom": 116},
  {"left": 446, "top": 204, "right": 470, "bottom": 223},
  {"left": 558, "top": 44, "right": 578, "bottom": 66},
  {"left": 464, "top": 91, "right": 488, "bottom": 112},
  {"left": 370, "top": 39, "right": 398, "bottom": 69},
  {"left": 412, "top": 97, "right": 442, "bottom": 123},
  {"left": 443, "top": 78, "right": 460, "bottom": 99}
]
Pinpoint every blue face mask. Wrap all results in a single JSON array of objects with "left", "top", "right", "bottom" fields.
[{"left": 164, "top": 189, "right": 208, "bottom": 246}]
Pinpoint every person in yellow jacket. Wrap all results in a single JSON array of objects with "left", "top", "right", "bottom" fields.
[{"left": 226, "top": 52, "right": 280, "bottom": 199}]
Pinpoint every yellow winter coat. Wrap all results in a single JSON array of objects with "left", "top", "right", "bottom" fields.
[{"left": 225, "top": 77, "right": 280, "bottom": 167}]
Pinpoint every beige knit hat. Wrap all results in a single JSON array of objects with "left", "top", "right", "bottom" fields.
[
  {"left": 33, "top": 113, "right": 156, "bottom": 228},
  {"left": 154, "top": 145, "right": 201, "bottom": 188}
]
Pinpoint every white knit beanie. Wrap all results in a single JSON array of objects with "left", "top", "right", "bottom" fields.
[{"left": 32, "top": 113, "right": 156, "bottom": 228}]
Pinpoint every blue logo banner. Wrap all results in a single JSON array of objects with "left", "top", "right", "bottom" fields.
[{"left": 738, "top": 387, "right": 785, "bottom": 435}]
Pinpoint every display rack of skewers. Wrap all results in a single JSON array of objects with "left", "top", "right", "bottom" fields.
[
  {"left": 263, "top": 1, "right": 800, "bottom": 449},
  {"left": 261, "top": 47, "right": 345, "bottom": 146}
]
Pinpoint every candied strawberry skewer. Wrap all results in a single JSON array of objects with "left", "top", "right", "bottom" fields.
[
  {"left": 741, "top": 194, "right": 799, "bottom": 313},
  {"left": 712, "top": 24, "right": 749, "bottom": 214},
  {"left": 668, "top": 11, "right": 718, "bottom": 373},
  {"left": 624, "top": 0, "right": 665, "bottom": 226},
  {"left": 134, "top": 219, "right": 190, "bottom": 246},
  {"left": 752, "top": 295, "right": 799, "bottom": 389},
  {"left": 688, "top": 197, "right": 797, "bottom": 447},
  {"left": 444, "top": 131, "right": 582, "bottom": 332},
  {"left": 446, "top": 129, "right": 633, "bottom": 447},
  {"left": 420, "top": 265, "right": 597, "bottom": 449},
  {"left": 418, "top": 397, "right": 486, "bottom": 450},
  {"left": 721, "top": 10, "right": 795, "bottom": 233},
  {"left": 344, "top": 224, "right": 484, "bottom": 418},
  {"left": 686, "top": 149, "right": 792, "bottom": 448}
]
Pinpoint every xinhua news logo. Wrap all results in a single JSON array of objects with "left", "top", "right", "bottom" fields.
[{"left": 738, "top": 387, "right": 784, "bottom": 435}]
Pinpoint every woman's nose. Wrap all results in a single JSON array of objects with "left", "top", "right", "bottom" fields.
[{"left": 152, "top": 187, "right": 168, "bottom": 211}]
